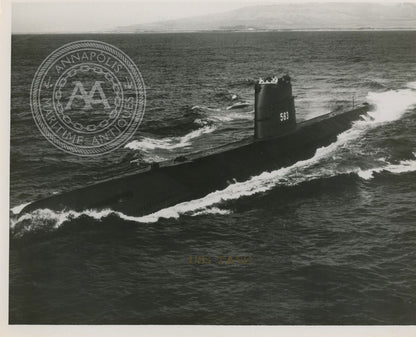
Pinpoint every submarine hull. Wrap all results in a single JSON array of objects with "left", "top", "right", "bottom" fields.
[{"left": 21, "top": 105, "right": 369, "bottom": 217}]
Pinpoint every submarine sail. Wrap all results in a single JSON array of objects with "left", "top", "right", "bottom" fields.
[{"left": 255, "top": 75, "right": 296, "bottom": 139}]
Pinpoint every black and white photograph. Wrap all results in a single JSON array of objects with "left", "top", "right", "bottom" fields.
[{"left": 2, "top": 0, "right": 416, "bottom": 334}]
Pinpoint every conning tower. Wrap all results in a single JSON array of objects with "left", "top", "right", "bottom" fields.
[{"left": 254, "top": 75, "right": 296, "bottom": 139}]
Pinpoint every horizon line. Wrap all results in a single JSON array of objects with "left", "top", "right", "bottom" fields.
[{"left": 12, "top": 28, "right": 416, "bottom": 35}]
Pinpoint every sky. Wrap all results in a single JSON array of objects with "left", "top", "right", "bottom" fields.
[{"left": 12, "top": 0, "right": 414, "bottom": 33}]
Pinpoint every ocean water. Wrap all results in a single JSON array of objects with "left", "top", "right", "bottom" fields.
[{"left": 9, "top": 31, "right": 416, "bottom": 324}]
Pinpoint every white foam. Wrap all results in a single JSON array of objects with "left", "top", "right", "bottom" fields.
[
  {"left": 226, "top": 102, "right": 251, "bottom": 110},
  {"left": 366, "top": 85, "right": 416, "bottom": 123},
  {"left": 192, "top": 207, "right": 232, "bottom": 216},
  {"left": 11, "top": 202, "right": 31, "bottom": 215},
  {"left": 125, "top": 125, "right": 217, "bottom": 151},
  {"left": 356, "top": 169, "right": 374, "bottom": 180},
  {"left": 191, "top": 105, "right": 220, "bottom": 112},
  {"left": 407, "top": 81, "right": 416, "bottom": 90},
  {"left": 206, "top": 113, "right": 252, "bottom": 122},
  {"left": 11, "top": 208, "right": 115, "bottom": 230},
  {"left": 357, "top": 159, "right": 416, "bottom": 180}
]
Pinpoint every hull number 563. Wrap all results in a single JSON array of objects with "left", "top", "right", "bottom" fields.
[{"left": 280, "top": 111, "right": 289, "bottom": 121}]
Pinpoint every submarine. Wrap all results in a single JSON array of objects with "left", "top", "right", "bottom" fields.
[{"left": 21, "top": 75, "right": 370, "bottom": 217}]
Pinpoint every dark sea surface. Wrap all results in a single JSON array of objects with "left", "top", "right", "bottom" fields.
[{"left": 9, "top": 31, "right": 416, "bottom": 324}]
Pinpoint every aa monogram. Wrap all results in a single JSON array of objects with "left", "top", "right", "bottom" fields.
[{"left": 30, "top": 40, "right": 146, "bottom": 156}]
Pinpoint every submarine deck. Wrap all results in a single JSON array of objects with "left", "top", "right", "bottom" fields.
[{"left": 21, "top": 103, "right": 370, "bottom": 216}]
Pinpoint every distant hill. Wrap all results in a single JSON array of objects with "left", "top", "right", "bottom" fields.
[{"left": 116, "top": 3, "right": 416, "bottom": 32}]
